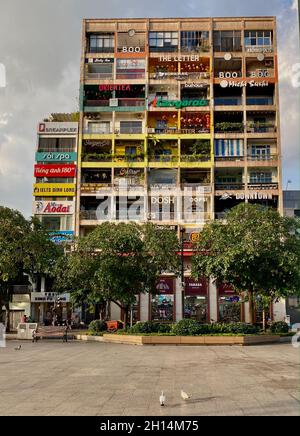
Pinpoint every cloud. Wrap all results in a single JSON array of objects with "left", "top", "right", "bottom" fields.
[{"left": 0, "top": 0, "right": 299, "bottom": 217}]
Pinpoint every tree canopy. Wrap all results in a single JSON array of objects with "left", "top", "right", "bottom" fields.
[
  {"left": 192, "top": 203, "right": 300, "bottom": 322},
  {"left": 53, "top": 222, "right": 180, "bottom": 322}
]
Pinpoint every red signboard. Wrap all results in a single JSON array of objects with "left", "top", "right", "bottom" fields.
[
  {"left": 99, "top": 85, "right": 131, "bottom": 92},
  {"left": 34, "top": 164, "right": 76, "bottom": 178},
  {"left": 184, "top": 278, "right": 208, "bottom": 296},
  {"left": 155, "top": 278, "right": 174, "bottom": 295}
]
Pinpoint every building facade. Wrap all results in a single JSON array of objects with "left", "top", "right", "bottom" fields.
[
  {"left": 74, "top": 16, "right": 285, "bottom": 325},
  {"left": 30, "top": 118, "right": 78, "bottom": 325}
]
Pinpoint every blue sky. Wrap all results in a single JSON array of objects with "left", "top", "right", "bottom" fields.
[{"left": 0, "top": 0, "right": 299, "bottom": 216}]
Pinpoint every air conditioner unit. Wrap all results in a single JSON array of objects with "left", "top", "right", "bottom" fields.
[
  {"left": 148, "top": 128, "right": 155, "bottom": 134},
  {"left": 109, "top": 98, "right": 119, "bottom": 107}
]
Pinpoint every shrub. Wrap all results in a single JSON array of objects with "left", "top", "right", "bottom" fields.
[
  {"left": 128, "top": 321, "right": 159, "bottom": 334},
  {"left": 171, "top": 319, "right": 202, "bottom": 336},
  {"left": 269, "top": 321, "right": 289, "bottom": 334},
  {"left": 157, "top": 324, "right": 172, "bottom": 334},
  {"left": 88, "top": 319, "right": 107, "bottom": 333}
]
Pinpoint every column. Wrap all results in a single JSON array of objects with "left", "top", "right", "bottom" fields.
[
  {"left": 41, "top": 276, "right": 46, "bottom": 293},
  {"left": 140, "top": 292, "right": 149, "bottom": 322},
  {"left": 175, "top": 277, "right": 183, "bottom": 321},
  {"left": 209, "top": 279, "right": 218, "bottom": 322}
]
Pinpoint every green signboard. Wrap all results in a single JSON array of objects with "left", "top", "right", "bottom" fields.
[
  {"left": 156, "top": 99, "right": 209, "bottom": 109},
  {"left": 35, "top": 152, "right": 77, "bottom": 162}
]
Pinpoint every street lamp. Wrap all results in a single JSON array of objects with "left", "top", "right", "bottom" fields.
[{"left": 180, "top": 227, "right": 185, "bottom": 319}]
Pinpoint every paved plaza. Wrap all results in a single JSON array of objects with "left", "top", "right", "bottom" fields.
[{"left": 0, "top": 340, "right": 299, "bottom": 416}]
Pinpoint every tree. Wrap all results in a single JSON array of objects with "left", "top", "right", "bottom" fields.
[
  {"left": 192, "top": 203, "right": 300, "bottom": 325},
  {"left": 53, "top": 222, "right": 180, "bottom": 324},
  {"left": 0, "top": 206, "right": 62, "bottom": 329}
]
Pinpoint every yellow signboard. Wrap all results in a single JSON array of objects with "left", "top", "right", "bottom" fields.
[{"left": 33, "top": 184, "right": 76, "bottom": 197}]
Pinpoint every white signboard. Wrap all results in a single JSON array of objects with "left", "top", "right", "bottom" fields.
[
  {"left": 31, "top": 293, "right": 70, "bottom": 303},
  {"left": 38, "top": 122, "right": 78, "bottom": 135},
  {"left": 33, "top": 201, "right": 75, "bottom": 215}
]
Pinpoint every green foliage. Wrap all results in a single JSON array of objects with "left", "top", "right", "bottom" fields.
[
  {"left": 171, "top": 320, "right": 259, "bottom": 336},
  {"left": 53, "top": 222, "right": 180, "bottom": 321},
  {"left": 88, "top": 319, "right": 107, "bottom": 333},
  {"left": 269, "top": 321, "right": 289, "bottom": 334},
  {"left": 127, "top": 322, "right": 172, "bottom": 334},
  {"left": 192, "top": 204, "right": 300, "bottom": 323}
]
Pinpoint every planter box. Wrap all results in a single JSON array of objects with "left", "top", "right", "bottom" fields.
[{"left": 102, "top": 334, "right": 281, "bottom": 346}]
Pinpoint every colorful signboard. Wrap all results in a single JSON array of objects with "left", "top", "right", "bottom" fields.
[
  {"left": 49, "top": 231, "right": 74, "bottom": 244},
  {"left": 150, "top": 98, "right": 208, "bottom": 109},
  {"left": 99, "top": 85, "right": 131, "bottom": 91},
  {"left": 34, "top": 164, "right": 76, "bottom": 178},
  {"left": 220, "top": 80, "right": 269, "bottom": 88},
  {"left": 35, "top": 152, "right": 77, "bottom": 163},
  {"left": 87, "top": 58, "right": 114, "bottom": 64},
  {"left": 33, "top": 184, "right": 76, "bottom": 197},
  {"left": 155, "top": 278, "right": 174, "bottom": 295},
  {"left": 159, "top": 55, "right": 201, "bottom": 62},
  {"left": 33, "top": 201, "right": 75, "bottom": 215},
  {"left": 38, "top": 122, "right": 78, "bottom": 135}
]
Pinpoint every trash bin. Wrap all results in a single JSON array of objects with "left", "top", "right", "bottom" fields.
[{"left": 17, "top": 323, "right": 38, "bottom": 340}]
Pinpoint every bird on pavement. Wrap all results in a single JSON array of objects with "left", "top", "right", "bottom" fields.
[
  {"left": 14, "top": 345, "right": 22, "bottom": 351},
  {"left": 181, "top": 390, "right": 191, "bottom": 400},
  {"left": 160, "top": 391, "right": 166, "bottom": 406}
]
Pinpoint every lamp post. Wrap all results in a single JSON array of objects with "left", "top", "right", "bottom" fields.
[{"left": 180, "top": 227, "right": 185, "bottom": 320}]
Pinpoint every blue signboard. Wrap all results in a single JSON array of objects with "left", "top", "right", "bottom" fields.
[
  {"left": 49, "top": 230, "right": 74, "bottom": 244},
  {"left": 36, "top": 152, "right": 77, "bottom": 163}
]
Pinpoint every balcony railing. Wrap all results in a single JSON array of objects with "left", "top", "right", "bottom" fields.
[
  {"left": 118, "top": 98, "right": 145, "bottom": 107},
  {"left": 246, "top": 97, "right": 274, "bottom": 106},
  {"left": 81, "top": 183, "right": 112, "bottom": 193},
  {"left": 118, "top": 127, "right": 143, "bottom": 134},
  {"left": 246, "top": 123, "right": 276, "bottom": 133},
  {"left": 247, "top": 154, "right": 278, "bottom": 161},
  {"left": 215, "top": 156, "right": 245, "bottom": 161},
  {"left": 149, "top": 155, "right": 179, "bottom": 163},
  {"left": 83, "top": 127, "right": 111, "bottom": 134},
  {"left": 86, "top": 72, "right": 113, "bottom": 80},
  {"left": 214, "top": 97, "right": 242, "bottom": 106},
  {"left": 248, "top": 182, "right": 279, "bottom": 190},
  {"left": 88, "top": 47, "right": 114, "bottom": 54},
  {"left": 180, "top": 155, "right": 211, "bottom": 162},
  {"left": 181, "top": 183, "right": 212, "bottom": 193},
  {"left": 113, "top": 154, "right": 145, "bottom": 163},
  {"left": 215, "top": 182, "right": 245, "bottom": 190},
  {"left": 85, "top": 99, "right": 110, "bottom": 107},
  {"left": 80, "top": 210, "right": 99, "bottom": 220}
]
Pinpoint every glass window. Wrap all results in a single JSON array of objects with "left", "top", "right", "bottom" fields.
[
  {"left": 89, "top": 34, "right": 114, "bottom": 53},
  {"left": 250, "top": 172, "right": 272, "bottom": 183},
  {"left": 151, "top": 294, "right": 174, "bottom": 321},
  {"left": 149, "top": 31, "right": 179, "bottom": 51}
]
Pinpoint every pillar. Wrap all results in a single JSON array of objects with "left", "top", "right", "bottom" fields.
[{"left": 209, "top": 279, "right": 218, "bottom": 322}]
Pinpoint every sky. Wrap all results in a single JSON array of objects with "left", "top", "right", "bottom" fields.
[{"left": 0, "top": 0, "right": 299, "bottom": 217}]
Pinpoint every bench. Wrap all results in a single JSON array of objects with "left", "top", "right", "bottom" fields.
[{"left": 32, "top": 326, "right": 71, "bottom": 342}]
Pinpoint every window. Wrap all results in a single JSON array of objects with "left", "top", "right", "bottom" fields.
[
  {"left": 89, "top": 33, "right": 114, "bottom": 53},
  {"left": 38, "top": 138, "right": 75, "bottom": 152},
  {"left": 181, "top": 31, "right": 209, "bottom": 52},
  {"left": 213, "top": 31, "right": 242, "bottom": 52},
  {"left": 120, "top": 121, "right": 142, "bottom": 134},
  {"left": 249, "top": 171, "right": 272, "bottom": 184},
  {"left": 245, "top": 31, "right": 272, "bottom": 47},
  {"left": 149, "top": 32, "right": 178, "bottom": 51},
  {"left": 116, "top": 59, "right": 145, "bottom": 79},
  {"left": 87, "top": 63, "right": 113, "bottom": 79},
  {"left": 87, "top": 122, "right": 110, "bottom": 134},
  {"left": 251, "top": 145, "right": 271, "bottom": 159},
  {"left": 215, "top": 140, "right": 244, "bottom": 157}
]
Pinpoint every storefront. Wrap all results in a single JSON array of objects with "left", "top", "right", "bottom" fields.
[
  {"left": 184, "top": 277, "right": 209, "bottom": 322},
  {"left": 151, "top": 278, "right": 175, "bottom": 322},
  {"left": 31, "top": 292, "right": 72, "bottom": 325},
  {"left": 217, "top": 284, "right": 244, "bottom": 323}
]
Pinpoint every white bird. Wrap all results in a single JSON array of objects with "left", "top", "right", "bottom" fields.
[
  {"left": 160, "top": 391, "right": 166, "bottom": 406},
  {"left": 181, "top": 390, "right": 191, "bottom": 400},
  {"left": 14, "top": 345, "right": 21, "bottom": 351}
]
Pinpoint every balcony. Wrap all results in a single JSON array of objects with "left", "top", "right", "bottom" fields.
[
  {"left": 85, "top": 71, "right": 113, "bottom": 80},
  {"left": 148, "top": 127, "right": 209, "bottom": 135},
  {"left": 113, "top": 154, "right": 145, "bottom": 163},
  {"left": 80, "top": 210, "right": 99, "bottom": 220},
  {"left": 247, "top": 154, "right": 278, "bottom": 162},
  {"left": 83, "top": 127, "right": 112, "bottom": 135},
  {"left": 181, "top": 155, "right": 211, "bottom": 163},
  {"left": 215, "top": 156, "right": 245, "bottom": 162},
  {"left": 246, "top": 122, "right": 276, "bottom": 133},
  {"left": 215, "top": 183, "right": 245, "bottom": 191},
  {"left": 215, "top": 123, "right": 244, "bottom": 134},
  {"left": 116, "top": 72, "right": 145, "bottom": 80},
  {"left": 82, "top": 153, "right": 112, "bottom": 163},
  {"left": 85, "top": 98, "right": 146, "bottom": 110},
  {"left": 118, "top": 126, "right": 143, "bottom": 135},
  {"left": 148, "top": 155, "right": 178, "bottom": 163}
]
